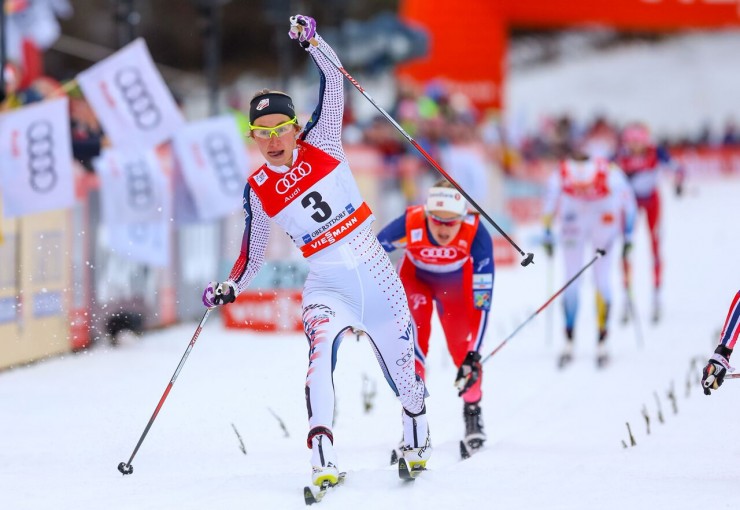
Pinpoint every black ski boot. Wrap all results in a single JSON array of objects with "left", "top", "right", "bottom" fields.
[
  {"left": 558, "top": 328, "right": 575, "bottom": 369},
  {"left": 596, "top": 329, "right": 609, "bottom": 368},
  {"left": 460, "top": 401, "right": 486, "bottom": 459}
]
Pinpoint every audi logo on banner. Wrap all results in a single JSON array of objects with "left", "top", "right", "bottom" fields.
[
  {"left": 204, "top": 133, "right": 243, "bottom": 195},
  {"left": 124, "top": 160, "right": 155, "bottom": 210},
  {"left": 275, "top": 161, "right": 311, "bottom": 194},
  {"left": 115, "top": 67, "right": 161, "bottom": 130},
  {"left": 26, "top": 120, "right": 57, "bottom": 193},
  {"left": 419, "top": 247, "right": 458, "bottom": 259}
]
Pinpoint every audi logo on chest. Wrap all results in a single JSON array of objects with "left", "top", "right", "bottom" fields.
[
  {"left": 124, "top": 160, "right": 155, "bottom": 210},
  {"left": 204, "top": 133, "right": 242, "bottom": 195},
  {"left": 115, "top": 67, "right": 161, "bottom": 130},
  {"left": 419, "top": 247, "right": 458, "bottom": 259},
  {"left": 26, "top": 120, "right": 57, "bottom": 193},
  {"left": 275, "top": 161, "right": 312, "bottom": 195}
]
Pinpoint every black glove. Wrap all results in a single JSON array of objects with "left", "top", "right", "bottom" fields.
[
  {"left": 543, "top": 228, "right": 554, "bottom": 258},
  {"left": 622, "top": 240, "right": 632, "bottom": 259},
  {"left": 454, "top": 351, "right": 482, "bottom": 397},
  {"left": 702, "top": 345, "right": 733, "bottom": 395}
]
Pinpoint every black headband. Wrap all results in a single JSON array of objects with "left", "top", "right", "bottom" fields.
[{"left": 249, "top": 93, "right": 296, "bottom": 124}]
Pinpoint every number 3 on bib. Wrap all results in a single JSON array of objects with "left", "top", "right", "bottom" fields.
[{"left": 302, "top": 191, "right": 332, "bottom": 222}]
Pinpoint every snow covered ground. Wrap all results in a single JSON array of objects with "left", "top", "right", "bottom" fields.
[{"left": 2, "top": 176, "right": 739, "bottom": 509}]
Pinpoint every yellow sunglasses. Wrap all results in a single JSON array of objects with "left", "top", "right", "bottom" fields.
[{"left": 249, "top": 116, "right": 298, "bottom": 139}]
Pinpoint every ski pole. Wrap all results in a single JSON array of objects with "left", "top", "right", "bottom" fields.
[
  {"left": 454, "top": 249, "right": 605, "bottom": 392},
  {"left": 622, "top": 249, "right": 644, "bottom": 348},
  {"left": 724, "top": 373, "right": 740, "bottom": 380},
  {"left": 545, "top": 254, "right": 554, "bottom": 347},
  {"left": 481, "top": 248, "right": 606, "bottom": 365},
  {"left": 625, "top": 288, "right": 645, "bottom": 348},
  {"left": 117, "top": 308, "right": 213, "bottom": 475},
  {"left": 312, "top": 43, "right": 534, "bottom": 267}
]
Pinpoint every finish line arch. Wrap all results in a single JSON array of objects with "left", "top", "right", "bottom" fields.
[{"left": 398, "top": 0, "right": 740, "bottom": 111}]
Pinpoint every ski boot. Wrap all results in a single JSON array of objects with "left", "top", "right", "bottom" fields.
[
  {"left": 308, "top": 427, "right": 339, "bottom": 487},
  {"left": 399, "top": 406, "right": 431, "bottom": 479},
  {"left": 460, "top": 401, "right": 486, "bottom": 459},
  {"left": 596, "top": 330, "right": 609, "bottom": 369},
  {"left": 620, "top": 303, "right": 631, "bottom": 325},
  {"left": 558, "top": 331, "right": 574, "bottom": 369},
  {"left": 652, "top": 300, "right": 661, "bottom": 324}
]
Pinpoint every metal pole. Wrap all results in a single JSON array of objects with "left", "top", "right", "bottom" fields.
[
  {"left": 116, "top": 0, "right": 138, "bottom": 48},
  {"left": 117, "top": 308, "right": 213, "bottom": 475},
  {"left": 204, "top": 3, "right": 221, "bottom": 116},
  {"left": 1, "top": 0, "right": 7, "bottom": 104}
]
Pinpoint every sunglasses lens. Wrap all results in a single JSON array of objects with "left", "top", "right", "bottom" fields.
[
  {"left": 429, "top": 214, "right": 462, "bottom": 226},
  {"left": 252, "top": 129, "right": 272, "bottom": 139}
]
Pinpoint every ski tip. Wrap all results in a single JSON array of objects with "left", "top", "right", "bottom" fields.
[
  {"left": 303, "top": 486, "right": 317, "bottom": 506},
  {"left": 398, "top": 457, "right": 425, "bottom": 481},
  {"left": 398, "top": 458, "right": 414, "bottom": 481}
]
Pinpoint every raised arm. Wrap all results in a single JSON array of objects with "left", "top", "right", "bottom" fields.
[{"left": 289, "top": 15, "right": 346, "bottom": 161}]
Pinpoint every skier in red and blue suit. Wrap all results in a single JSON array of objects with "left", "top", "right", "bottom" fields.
[
  {"left": 614, "top": 122, "right": 685, "bottom": 323},
  {"left": 377, "top": 180, "right": 494, "bottom": 454}
]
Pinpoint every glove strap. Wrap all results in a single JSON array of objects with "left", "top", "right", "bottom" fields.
[{"left": 710, "top": 353, "right": 734, "bottom": 373}]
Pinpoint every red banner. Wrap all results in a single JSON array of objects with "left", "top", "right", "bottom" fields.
[{"left": 222, "top": 289, "right": 304, "bottom": 333}]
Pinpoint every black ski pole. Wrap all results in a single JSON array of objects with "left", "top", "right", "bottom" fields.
[
  {"left": 480, "top": 249, "right": 606, "bottom": 364},
  {"left": 118, "top": 308, "right": 212, "bottom": 475},
  {"left": 456, "top": 249, "right": 606, "bottom": 392},
  {"left": 308, "top": 37, "right": 534, "bottom": 267}
]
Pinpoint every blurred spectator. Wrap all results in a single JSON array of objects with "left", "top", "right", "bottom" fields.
[
  {"left": 722, "top": 118, "right": 740, "bottom": 146},
  {"left": 440, "top": 115, "right": 490, "bottom": 208},
  {"left": 1, "top": 60, "right": 43, "bottom": 110},
  {"left": 581, "top": 115, "right": 619, "bottom": 159}
]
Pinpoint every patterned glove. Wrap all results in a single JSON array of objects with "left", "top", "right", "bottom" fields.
[
  {"left": 289, "top": 14, "right": 317, "bottom": 46},
  {"left": 454, "top": 351, "right": 482, "bottom": 397},
  {"left": 702, "top": 345, "right": 734, "bottom": 395},
  {"left": 202, "top": 281, "right": 237, "bottom": 308}
]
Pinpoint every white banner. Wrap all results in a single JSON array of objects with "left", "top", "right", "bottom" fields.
[
  {"left": 106, "top": 220, "right": 170, "bottom": 268},
  {"left": 172, "top": 115, "right": 249, "bottom": 220},
  {"left": 94, "top": 148, "right": 170, "bottom": 226},
  {"left": 77, "top": 38, "right": 184, "bottom": 150},
  {"left": 0, "top": 97, "right": 74, "bottom": 218}
]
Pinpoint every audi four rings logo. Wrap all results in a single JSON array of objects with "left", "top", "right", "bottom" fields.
[
  {"left": 275, "top": 161, "right": 311, "bottom": 195},
  {"left": 26, "top": 120, "right": 57, "bottom": 193},
  {"left": 114, "top": 67, "right": 161, "bottom": 130},
  {"left": 396, "top": 351, "right": 413, "bottom": 366},
  {"left": 124, "top": 160, "right": 155, "bottom": 210},
  {"left": 420, "top": 247, "right": 458, "bottom": 259},
  {"left": 204, "top": 133, "right": 242, "bottom": 195}
]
